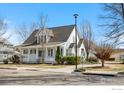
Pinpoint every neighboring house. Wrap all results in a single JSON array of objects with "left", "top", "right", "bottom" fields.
[
  {"left": 110, "top": 49, "right": 124, "bottom": 61},
  {"left": 0, "top": 38, "right": 14, "bottom": 61},
  {"left": 16, "top": 25, "right": 86, "bottom": 64}
]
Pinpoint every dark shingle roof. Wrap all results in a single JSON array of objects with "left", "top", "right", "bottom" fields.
[
  {"left": 23, "top": 30, "right": 38, "bottom": 45},
  {"left": 23, "top": 25, "right": 75, "bottom": 45},
  {"left": 48, "top": 25, "right": 74, "bottom": 42}
]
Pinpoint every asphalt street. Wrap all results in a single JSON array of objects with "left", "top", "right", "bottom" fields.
[{"left": 0, "top": 67, "right": 124, "bottom": 85}]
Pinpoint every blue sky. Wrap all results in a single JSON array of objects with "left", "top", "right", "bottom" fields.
[{"left": 0, "top": 3, "right": 105, "bottom": 45}]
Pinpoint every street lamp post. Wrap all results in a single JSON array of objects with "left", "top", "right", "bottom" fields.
[{"left": 73, "top": 14, "right": 79, "bottom": 72}]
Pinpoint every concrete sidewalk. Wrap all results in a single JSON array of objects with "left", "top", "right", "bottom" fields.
[
  {"left": 0, "top": 64, "right": 101, "bottom": 73},
  {"left": 0, "top": 64, "right": 102, "bottom": 74},
  {"left": 0, "top": 64, "right": 117, "bottom": 77}
]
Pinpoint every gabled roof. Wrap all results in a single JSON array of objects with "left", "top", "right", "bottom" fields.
[
  {"left": 23, "top": 25, "right": 75, "bottom": 45},
  {"left": 23, "top": 30, "right": 38, "bottom": 45}
]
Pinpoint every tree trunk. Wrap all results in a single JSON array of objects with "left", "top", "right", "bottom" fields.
[
  {"left": 101, "top": 60, "right": 105, "bottom": 67},
  {"left": 86, "top": 52, "right": 89, "bottom": 61}
]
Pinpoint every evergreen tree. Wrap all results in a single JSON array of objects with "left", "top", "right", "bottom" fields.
[{"left": 55, "top": 46, "right": 61, "bottom": 64}]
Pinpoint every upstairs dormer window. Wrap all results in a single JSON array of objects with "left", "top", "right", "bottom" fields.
[
  {"left": 35, "top": 28, "right": 54, "bottom": 44},
  {"left": 37, "top": 35, "right": 46, "bottom": 44},
  {"left": 40, "top": 35, "right": 46, "bottom": 43}
]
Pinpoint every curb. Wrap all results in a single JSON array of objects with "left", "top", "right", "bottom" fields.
[
  {"left": 0, "top": 68, "right": 17, "bottom": 70},
  {"left": 82, "top": 72, "right": 117, "bottom": 76},
  {"left": 71, "top": 71, "right": 117, "bottom": 76}
]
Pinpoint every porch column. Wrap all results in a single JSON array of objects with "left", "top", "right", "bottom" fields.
[
  {"left": 28, "top": 48, "right": 30, "bottom": 62},
  {"left": 53, "top": 47, "right": 56, "bottom": 64},
  {"left": 63, "top": 46, "right": 66, "bottom": 56},
  {"left": 45, "top": 48, "right": 47, "bottom": 58},
  {"left": 36, "top": 48, "right": 38, "bottom": 60},
  {"left": 53, "top": 47, "right": 56, "bottom": 57},
  {"left": 44, "top": 48, "right": 47, "bottom": 62}
]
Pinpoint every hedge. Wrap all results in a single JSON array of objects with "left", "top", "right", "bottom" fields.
[
  {"left": 62, "top": 56, "right": 80, "bottom": 65},
  {"left": 86, "top": 57, "right": 98, "bottom": 62}
]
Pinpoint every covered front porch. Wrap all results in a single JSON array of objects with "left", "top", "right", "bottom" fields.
[{"left": 20, "top": 42, "right": 65, "bottom": 64}]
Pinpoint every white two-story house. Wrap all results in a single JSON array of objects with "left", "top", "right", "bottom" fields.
[
  {"left": 17, "top": 25, "right": 86, "bottom": 64},
  {"left": 0, "top": 38, "right": 14, "bottom": 61}
]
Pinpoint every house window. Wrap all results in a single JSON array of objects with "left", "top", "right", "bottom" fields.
[
  {"left": 38, "top": 50, "right": 43, "bottom": 57},
  {"left": 60, "top": 48, "right": 63, "bottom": 56},
  {"left": 30, "top": 50, "right": 32, "bottom": 54},
  {"left": 43, "top": 35, "right": 46, "bottom": 43},
  {"left": 37, "top": 37, "right": 39, "bottom": 44},
  {"left": 81, "top": 48, "right": 85, "bottom": 57},
  {"left": 48, "top": 48, "right": 53, "bottom": 57},
  {"left": 48, "top": 49, "right": 51, "bottom": 57},
  {"left": 44, "top": 35, "right": 46, "bottom": 43},
  {"left": 38, "top": 35, "right": 47, "bottom": 44},
  {"left": 23, "top": 49, "right": 28, "bottom": 54},
  {"left": 66, "top": 49, "right": 69, "bottom": 56},
  {"left": 30, "top": 49, "right": 36, "bottom": 54},
  {"left": 40, "top": 36, "right": 43, "bottom": 43}
]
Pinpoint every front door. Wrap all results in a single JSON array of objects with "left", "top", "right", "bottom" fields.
[
  {"left": 38, "top": 50, "right": 45, "bottom": 63},
  {"left": 38, "top": 50, "right": 43, "bottom": 57}
]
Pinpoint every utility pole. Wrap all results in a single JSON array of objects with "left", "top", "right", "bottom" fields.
[{"left": 73, "top": 14, "right": 79, "bottom": 72}]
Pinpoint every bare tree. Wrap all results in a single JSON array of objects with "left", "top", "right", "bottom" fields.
[
  {"left": 93, "top": 42, "right": 114, "bottom": 67},
  {"left": 0, "top": 17, "right": 7, "bottom": 38},
  {"left": 37, "top": 14, "right": 48, "bottom": 63},
  {"left": 38, "top": 14, "right": 48, "bottom": 29},
  {"left": 16, "top": 14, "right": 48, "bottom": 63},
  {"left": 80, "top": 21, "right": 93, "bottom": 60},
  {"left": 99, "top": 3, "right": 124, "bottom": 45},
  {"left": 16, "top": 22, "right": 37, "bottom": 43}
]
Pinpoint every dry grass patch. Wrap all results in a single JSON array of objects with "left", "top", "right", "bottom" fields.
[
  {"left": 0, "top": 64, "right": 70, "bottom": 69},
  {"left": 84, "top": 64, "right": 124, "bottom": 72}
]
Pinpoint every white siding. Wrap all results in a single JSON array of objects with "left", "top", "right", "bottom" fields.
[
  {"left": 78, "top": 42, "right": 86, "bottom": 58},
  {"left": 63, "top": 27, "right": 84, "bottom": 56}
]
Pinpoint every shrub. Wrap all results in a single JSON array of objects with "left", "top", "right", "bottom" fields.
[
  {"left": 108, "top": 58, "right": 115, "bottom": 61},
  {"left": 87, "top": 57, "right": 98, "bottom": 62},
  {"left": 3, "top": 59, "right": 8, "bottom": 64},
  {"left": 9, "top": 55, "right": 20, "bottom": 64},
  {"left": 62, "top": 56, "right": 80, "bottom": 65},
  {"left": 55, "top": 46, "right": 61, "bottom": 64},
  {"left": 120, "top": 59, "right": 124, "bottom": 63}
]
